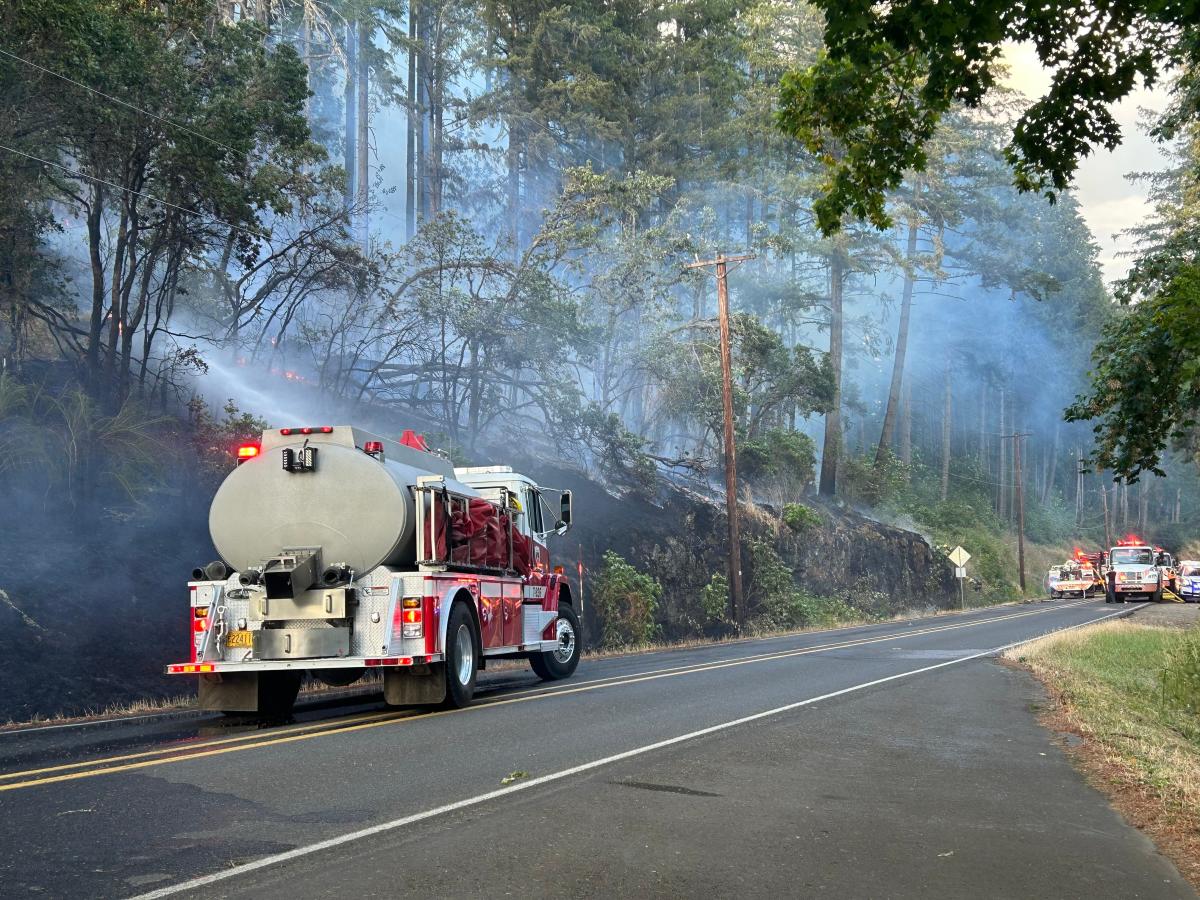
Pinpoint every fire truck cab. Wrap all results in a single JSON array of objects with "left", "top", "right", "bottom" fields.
[{"left": 1104, "top": 537, "right": 1172, "bottom": 603}]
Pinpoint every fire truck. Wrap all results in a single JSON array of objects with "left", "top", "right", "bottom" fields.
[
  {"left": 167, "top": 426, "right": 581, "bottom": 715},
  {"left": 1048, "top": 548, "right": 1105, "bottom": 599},
  {"left": 1104, "top": 536, "right": 1177, "bottom": 603}
]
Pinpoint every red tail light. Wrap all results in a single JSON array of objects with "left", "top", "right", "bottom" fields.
[
  {"left": 364, "top": 440, "right": 384, "bottom": 457},
  {"left": 236, "top": 444, "right": 260, "bottom": 462}
]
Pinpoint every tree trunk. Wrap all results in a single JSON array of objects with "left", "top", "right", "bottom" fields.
[
  {"left": 939, "top": 359, "right": 951, "bottom": 501},
  {"left": 357, "top": 18, "right": 370, "bottom": 251},
  {"left": 343, "top": 23, "right": 357, "bottom": 213},
  {"left": 818, "top": 250, "right": 844, "bottom": 497},
  {"left": 875, "top": 182, "right": 920, "bottom": 466},
  {"left": 998, "top": 388, "right": 1007, "bottom": 519},
  {"left": 85, "top": 185, "right": 106, "bottom": 392},
  {"left": 898, "top": 378, "right": 912, "bottom": 467},
  {"left": 1043, "top": 425, "right": 1059, "bottom": 503},
  {"left": 405, "top": 4, "right": 417, "bottom": 238}
]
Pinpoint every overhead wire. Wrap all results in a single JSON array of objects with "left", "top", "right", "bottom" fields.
[
  {"left": 0, "top": 46, "right": 245, "bottom": 158},
  {"left": 0, "top": 45, "right": 746, "bottom": 356}
]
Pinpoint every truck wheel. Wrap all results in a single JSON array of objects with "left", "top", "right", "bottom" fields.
[
  {"left": 1152, "top": 588, "right": 1163, "bottom": 603},
  {"left": 444, "top": 602, "right": 478, "bottom": 709},
  {"left": 529, "top": 604, "right": 581, "bottom": 681},
  {"left": 259, "top": 671, "right": 302, "bottom": 718}
]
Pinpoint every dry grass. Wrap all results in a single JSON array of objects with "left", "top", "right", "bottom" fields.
[{"left": 1006, "top": 620, "right": 1200, "bottom": 890}]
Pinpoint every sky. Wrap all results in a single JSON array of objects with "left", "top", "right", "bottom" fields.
[{"left": 1002, "top": 43, "right": 1173, "bottom": 287}]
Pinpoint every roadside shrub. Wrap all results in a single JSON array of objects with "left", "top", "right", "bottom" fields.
[
  {"left": 746, "top": 539, "right": 858, "bottom": 629},
  {"left": 591, "top": 551, "right": 661, "bottom": 648},
  {"left": 782, "top": 502, "right": 823, "bottom": 534},
  {"left": 700, "top": 572, "right": 731, "bottom": 626},
  {"left": 1162, "top": 626, "right": 1200, "bottom": 715},
  {"left": 739, "top": 428, "right": 817, "bottom": 505},
  {"left": 0, "top": 375, "right": 170, "bottom": 510}
]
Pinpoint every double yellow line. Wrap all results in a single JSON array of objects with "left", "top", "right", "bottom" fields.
[{"left": 0, "top": 599, "right": 1095, "bottom": 793}]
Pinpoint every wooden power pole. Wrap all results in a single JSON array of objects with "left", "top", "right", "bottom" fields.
[{"left": 685, "top": 251, "right": 755, "bottom": 626}]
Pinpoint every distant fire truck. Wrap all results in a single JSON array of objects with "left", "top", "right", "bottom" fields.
[
  {"left": 1048, "top": 548, "right": 1102, "bottom": 599},
  {"left": 1104, "top": 536, "right": 1177, "bottom": 603},
  {"left": 168, "top": 426, "right": 581, "bottom": 715}
]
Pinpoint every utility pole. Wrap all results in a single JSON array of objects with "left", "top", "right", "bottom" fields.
[
  {"left": 684, "top": 251, "right": 755, "bottom": 627},
  {"left": 1101, "top": 481, "right": 1112, "bottom": 550}
]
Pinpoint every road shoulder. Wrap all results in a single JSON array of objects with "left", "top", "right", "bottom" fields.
[{"left": 1007, "top": 618, "right": 1200, "bottom": 893}]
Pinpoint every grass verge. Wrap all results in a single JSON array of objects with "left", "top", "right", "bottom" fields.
[{"left": 1005, "top": 620, "right": 1200, "bottom": 891}]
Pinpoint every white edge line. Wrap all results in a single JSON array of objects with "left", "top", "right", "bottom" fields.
[{"left": 129, "top": 603, "right": 1142, "bottom": 900}]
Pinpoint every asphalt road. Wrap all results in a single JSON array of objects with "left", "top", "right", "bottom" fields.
[{"left": 0, "top": 599, "right": 1191, "bottom": 899}]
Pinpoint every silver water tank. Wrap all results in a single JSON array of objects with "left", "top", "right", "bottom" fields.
[{"left": 208, "top": 426, "right": 479, "bottom": 574}]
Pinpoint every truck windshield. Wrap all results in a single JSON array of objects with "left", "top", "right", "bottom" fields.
[
  {"left": 1110, "top": 548, "right": 1153, "bottom": 566},
  {"left": 1181, "top": 565, "right": 1200, "bottom": 576}
]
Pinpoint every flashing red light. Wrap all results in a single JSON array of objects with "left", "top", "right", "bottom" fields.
[
  {"left": 364, "top": 440, "right": 384, "bottom": 456},
  {"left": 236, "top": 444, "right": 260, "bottom": 460},
  {"left": 281, "top": 426, "right": 334, "bottom": 436},
  {"left": 280, "top": 428, "right": 292, "bottom": 435}
]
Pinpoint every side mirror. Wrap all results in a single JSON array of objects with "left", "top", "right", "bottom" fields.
[{"left": 555, "top": 490, "right": 573, "bottom": 534}]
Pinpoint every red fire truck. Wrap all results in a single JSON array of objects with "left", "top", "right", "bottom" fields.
[{"left": 168, "top": 426, "right": 581, "bottom": 715}]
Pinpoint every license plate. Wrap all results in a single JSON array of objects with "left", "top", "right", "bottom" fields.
[{"left": 225, "top": 630, "right": 253, "bottom": 648}]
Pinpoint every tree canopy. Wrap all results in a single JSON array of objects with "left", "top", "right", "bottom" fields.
[{"left": 777, "top": 0, "right": 1200, "bottom": 234}]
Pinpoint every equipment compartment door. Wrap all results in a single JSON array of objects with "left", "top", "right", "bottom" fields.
[
  {"left": 479, "top": 582, "right": 504, "bottom": 648},
  {"left": 502, "top": 583, "right": 523, "bottom": 647}
]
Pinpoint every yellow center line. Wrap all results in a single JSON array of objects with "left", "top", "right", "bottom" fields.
[
  {"left": 5, "top": 601, "right": 1072, "bottom": 781},
  {"left": 0, "top": 709, "right": 413, "bottom": 780},
  {"left": 0, "top": 598, "right": 1095, "bottom": 793}
]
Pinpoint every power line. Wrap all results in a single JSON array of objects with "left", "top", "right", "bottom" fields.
[
  {"left": 0, "top": 141, "right": 612, "bottom": 351},
  {"left": 0, "top": 46, "right": 245, "bottom": 158},
  {"left": 0, "top": 141, "right": 272, "bottom": 243}
]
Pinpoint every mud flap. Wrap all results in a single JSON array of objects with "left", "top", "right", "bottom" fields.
[
  {"left": 198, "top": 671, "right": 302, "bottom": 713},
  {"left": 384, "top": 664, "right": 447, "bottom": 706}
]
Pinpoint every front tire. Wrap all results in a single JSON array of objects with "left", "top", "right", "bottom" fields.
[
  {"left": 444, "top": 602, "right": 478, "bottom": 708},
  {"left": 529, "top": 604, "right": 581, "bottom": 681}
]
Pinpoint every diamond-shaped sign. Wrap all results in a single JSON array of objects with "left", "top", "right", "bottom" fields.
[{"left": 948, "top": 546, "right": 971, "bottom": 567}]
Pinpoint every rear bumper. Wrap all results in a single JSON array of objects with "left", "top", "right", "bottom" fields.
[{"left": 166, "top": 655, "right": 440, "bottom": 675}]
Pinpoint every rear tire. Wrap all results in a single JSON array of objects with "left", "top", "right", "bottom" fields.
[
  {"left": 258, "top": 671, "right": 302, "bottom": 718},
  {"left": 529, "top": 604, "right": 581, "bottom": 681},
  {"left": 443, "top": 602, "right": 478, "bottom": 708}
]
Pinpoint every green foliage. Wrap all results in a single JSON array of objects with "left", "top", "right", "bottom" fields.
[
  {"left": 746, "top": 539, "right": 857, "bottom": 628},
  {"left": 0, "top": 375, "right": 169, "bottom": 509},
  {"left": 777, "top": 0, "right": 1198, "bottom": 234},
  {"left": 740, "top": 428, "right": 818, "bottom": 502},
  {"left": 699, "top": 572, "right": 732, "bottom": 626},
  {"left": 782, "top": 502, "right": 823, "bottom": 534},
  {"left": 1162, "top": 626, "right": 1200, "bottom": 715},
  {"left": 186, "top": 397, "right": 269, "bottom": 486},
  {"left": 591, "top": 550, "right": 662, "bottom": 648},
  {"left": 1067, "top": 266, "right": 1200, "bottom": 480},
  {"left": 841, "top": 451, "right": 911, "bottom": 507}
]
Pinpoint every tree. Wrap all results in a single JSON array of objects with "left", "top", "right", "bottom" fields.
[
  {"left": 777, "top": 0, "right": 1200, "bottom": 234},
  {"left": 1066, "top": 122, "right": 1200, "bottom": 479}
]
